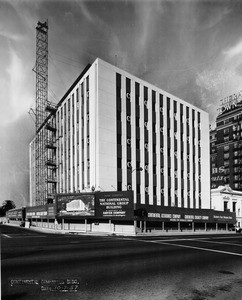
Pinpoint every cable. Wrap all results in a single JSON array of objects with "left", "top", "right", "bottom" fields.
[{"left": 49, "top": 53, "right": 68, "bottom": 90}]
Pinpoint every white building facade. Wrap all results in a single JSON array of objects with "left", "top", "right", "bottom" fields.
[
  {"left": 211, "top": 185, "right": 242, "bottom": 227},
  {"left": 48, "top": 58, "right": 210, "bottom": 210}
]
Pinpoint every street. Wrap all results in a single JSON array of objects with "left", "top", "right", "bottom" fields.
[{"left": 1, "top": 225, "right": 242, "bottom": 300}]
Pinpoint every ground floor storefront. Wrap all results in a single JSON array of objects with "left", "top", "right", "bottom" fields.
[
  {"left": 136, "top": 220, "right": 233, "bottom": 233},
  {"left": 10, "top": 218, "right": 235, "bottom": 236},
  {"left": 6, "top": 191, "right": 237, "bottom": 235}
]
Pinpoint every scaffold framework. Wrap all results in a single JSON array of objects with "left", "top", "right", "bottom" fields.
[{"left": 33, "top": 21, "right": 57, "bottom": 205}]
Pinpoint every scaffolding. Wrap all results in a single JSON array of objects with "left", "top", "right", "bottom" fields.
[{"left": 34, "top": 21, "right": 57, "bottom": 205}]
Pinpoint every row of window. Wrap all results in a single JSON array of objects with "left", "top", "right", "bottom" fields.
[
  {"left": 221, "top": 125, "right": 242, "bottom": 135},
  {"left": 217, "top": 113, "right": 242, "bottom": 127},
  {"left": 116, "top": 73, "right": 202, "bottom": 207},
  {"left": 57, "top": 76, "right": 90, "bottom": 193}
]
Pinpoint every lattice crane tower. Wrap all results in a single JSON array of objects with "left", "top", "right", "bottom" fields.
[
  {"left": 32, "top": 20, "right": 57, "bottom": 206},
  {"left": 35, "top": 21, "right": 48, "bottom": 131}
]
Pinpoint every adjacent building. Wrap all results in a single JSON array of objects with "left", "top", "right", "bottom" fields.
[
  {"left": 210, "top": 91, "right": 242, "bottom": 191},
  {"left": 211, "top": 185, "right": 242, "bottom": 227}
]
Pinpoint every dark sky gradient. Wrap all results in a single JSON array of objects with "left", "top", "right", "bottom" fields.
[{"left": 1, "top": 0, "right": 242, "bottom": 207}]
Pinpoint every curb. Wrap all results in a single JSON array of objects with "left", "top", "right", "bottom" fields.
[{"left": 3, "top": 223, "right": 237, "bottom": 237}]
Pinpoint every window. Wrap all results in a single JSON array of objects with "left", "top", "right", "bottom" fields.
[
  {"left": 224, "top": 153, "right": 229, "bottom": 160},
  {"left": 174, "top": 100, "right": 177, "bottom": 113},
  {"left": 86, "top": 76, "right": 89, "bottom": 91},
  {"left": 224, "top": 161, "right": 229, "bottom": 167},
  {"left": 68, "top": 98, "right": 70, "bottom": 111},
  {"left": 186, "top": 106, "right": 189, "bottom": 118},
  {"left": 76, "top": 88, "right": 79, "bottom": 103},
  {"left": 117, "top": 134, "right": 122, "bottom": 145},
  {"left": 81, "top": 82, "right": 84, "bottom": 98},
  {"left": 152, "top": 90, "right": 156, "bottom": 112},
  {"left": 234, "top": 167, "right": 239, "bottom": 173},
  {"left": 234, "top": 143, "right": 239, "bottom": 149},
  {"left": 117, "top": 158, "right": 122, "bottom": 168},
  {"left": 224, "top": 128, "right": 229, "bottom": 135},
  {"left": 153, "top": 186, "right": 157, "bottom": 196}
]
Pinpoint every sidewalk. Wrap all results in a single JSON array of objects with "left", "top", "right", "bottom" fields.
[
  {"left": 4, "top": 222, "right": 115, "bottom": 236},
  {"left": 3, "top": 222, "right": 237, "bottom": 237},
  {"left": 137, "top": 230, "right": 236, "bottom": 236}
]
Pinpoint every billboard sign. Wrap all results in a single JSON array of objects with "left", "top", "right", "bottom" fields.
[
  {"left": 213, "top": 213, "right": 234, "bottom": 222},
  {"left": 26, "top": 205, "right": 55, "bottom": 218},
  {"left": 7, "top": 208, "right": 23, "bottom": 219},
  {"left": 147, "top": 208, "right": 235, "bottom": 223},
  {"left": 95, "top": 191, "right": 133, "bottom": 219},
  {"left": 148, "top": 212, "right": 209, "bottom": 222},
  {"left": 56, "top": 193, "right": 95, "bottom": 217}
]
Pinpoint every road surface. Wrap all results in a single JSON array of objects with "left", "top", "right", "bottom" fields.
[{"left": 1, "top": 225, "right": 242, "bottom": 300}]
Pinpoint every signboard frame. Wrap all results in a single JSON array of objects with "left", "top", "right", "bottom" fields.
[
  {"left": 95, "top": 191, "right": 134, "bottom": 220},
  {"left": 26, "top": 204, "right": 56, "bottom": 219},
  {"left": 56, "top": 193, "right": 95, "bottom": 218},
  {"left": 136, "top": 204, "right": 236, "bottom": 224}
]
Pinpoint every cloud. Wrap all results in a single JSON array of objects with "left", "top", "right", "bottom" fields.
[
  {"left": 0, "top": 30, "right": 24, "bottom": 41},
  {"left": 223, "top": 40, "right": 242, "bottom": 58},
  {"left": 0, "top": 115, "right": 33, "bottom": 206},
  {"left": 75, "top": 1, "right": 123, "bottom": 67},
  {"left": 195, "top": 68, "right": 242, "bottom": 124},
  {"left": 235, "top": 62, "right": 242, "bottom": 76},
  {"left": 132, "top": 1, "right": 164, "bottom": 68},
  {"left": 0, "top": 48, "right": 33, "bottom": 126},
  {"left": 0, "top": 0, "right": 37, "bottom": 128},
  {"left": 197, "top": 3, "right": 232, "bottom": 31},
  {"left": 0, "top": 0, "right": 35, "bottom": 43},
  {"left": 78, "top": 1, "right": 95, "bottom": 23}
]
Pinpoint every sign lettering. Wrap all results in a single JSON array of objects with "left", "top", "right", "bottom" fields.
[{"left": 218, "top": 91, "right": 242, "bottom": 115}]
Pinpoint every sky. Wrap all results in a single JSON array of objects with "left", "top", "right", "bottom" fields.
[{"left": 1, "top": 0, "right": 242, "bottom": 207}]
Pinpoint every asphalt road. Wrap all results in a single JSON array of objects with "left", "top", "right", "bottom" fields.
[{"left": 1, "top": 225, "right": 242, "bottom": 300}]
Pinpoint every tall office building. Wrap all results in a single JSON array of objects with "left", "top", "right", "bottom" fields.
[
  {"left": 210, "top": 91, "right": 242, "bottom": 191},
  {"left": 30, "top": 58, "right": 210, "bottom": 210}
]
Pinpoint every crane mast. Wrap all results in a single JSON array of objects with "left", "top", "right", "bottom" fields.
[{"left": 34, "top": 21, "right": 57, "bottom": 206}]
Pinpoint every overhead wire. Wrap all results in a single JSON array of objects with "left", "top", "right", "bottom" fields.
[
  {"left": 49, "top": 51, "right": 88, "bottom": 85},
  {"left": 49, "top": 52, "right": 68, "bottom": 90}
]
